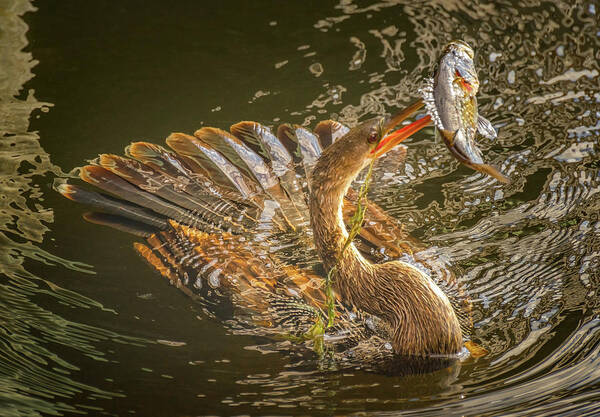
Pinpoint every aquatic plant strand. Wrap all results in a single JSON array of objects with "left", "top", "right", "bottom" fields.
[
  {"left": 325, "top": 159, "right": 376, "bottom": 327},
  {"left": 342, "top": 161, "right": 375, "bottom": 253},
  {"left": 324, "top": 265, "right": 337, "bottom": 327},
  {"left": 303, "top": 159, "right": 376, "bottom": 354}
]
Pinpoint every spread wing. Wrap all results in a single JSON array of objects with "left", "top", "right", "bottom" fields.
[{"left": 57, "top": 119, "right": 470, "bottom": 361}]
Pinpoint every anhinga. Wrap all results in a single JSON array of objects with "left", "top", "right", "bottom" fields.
[
  {"left": 57, "top": 104, "right": 467, "bottom": 360},
  {"left": 58, "top": 41, "right": 502, "bottom": 364},
  {"left": 310, "top": 110, "right": 463, "bottom": 357}
]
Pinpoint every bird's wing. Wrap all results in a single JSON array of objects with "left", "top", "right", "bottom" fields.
[
  {"left": 56, "top": 121, "right": 430, "bottom": 312},
  {"left": 59, "top": 120, "right": 422, "bottom": 258},
  {"left": 57, "top": 119, "right": 476, "bottom": 357}
]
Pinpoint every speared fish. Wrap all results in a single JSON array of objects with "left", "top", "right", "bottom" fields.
[{"left": 421, "top": 40, "right": 510, "bottom": 183}]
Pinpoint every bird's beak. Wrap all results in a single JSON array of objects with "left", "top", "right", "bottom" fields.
[{"left": 371, "top": 99, "right": 432, "bottom": 159}]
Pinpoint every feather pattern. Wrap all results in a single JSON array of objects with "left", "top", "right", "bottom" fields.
[{"left": 58, "top": 117, "right": 474, "bottom": 366}]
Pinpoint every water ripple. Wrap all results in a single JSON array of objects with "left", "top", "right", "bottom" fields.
[{"left": 3, "top": 0, "right": 600, "bottom": 415}]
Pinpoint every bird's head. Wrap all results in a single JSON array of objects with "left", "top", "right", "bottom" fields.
[{"left": 327, "top": 100, "right": 431, "bottom": 164}]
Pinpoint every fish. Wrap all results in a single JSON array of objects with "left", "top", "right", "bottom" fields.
[{"left": 421, "top": 40, "right": 510, "bottom": 184}]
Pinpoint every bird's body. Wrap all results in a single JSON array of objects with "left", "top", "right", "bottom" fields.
[
  {"left": 58, "top": 108, "right": 471, "bottom": 369},
  {"left": 57, "top": 40, "right": 509, "bottom": 370},
  {"left": 310, "top": 117, "right": 463, "bottom": 356}
]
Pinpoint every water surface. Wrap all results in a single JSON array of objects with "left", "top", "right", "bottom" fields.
[{"left": 2, "top": 0, "right": 600, "bottom": 415}]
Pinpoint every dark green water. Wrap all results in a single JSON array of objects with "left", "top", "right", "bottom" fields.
[{"left": 2, "top": 0, "right": 600, "bottom": 415}]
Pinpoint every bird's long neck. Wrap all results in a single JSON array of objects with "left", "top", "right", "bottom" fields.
[
  {"left": 309, "top": 142, "right": 374, "bottom": 301},
  {"left": 309, "top": 136, "right": 464, "bottom": 357}
]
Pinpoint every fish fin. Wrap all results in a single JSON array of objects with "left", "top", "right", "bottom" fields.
[
  {"left": 477, "top": 115, "right": 497, "bottom": 140},
  {"left": 476, "top": 163, "right": 511, "bottom": 184}
]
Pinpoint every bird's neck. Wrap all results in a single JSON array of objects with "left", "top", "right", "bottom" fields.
[
  {"left": 309, "top": 147, "right": 374, "bottom": 299},
  {"left": 309, "top": 141, "right": 464, "bottom": 357}
]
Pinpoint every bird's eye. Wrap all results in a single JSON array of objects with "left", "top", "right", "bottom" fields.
[{"left": 367, "top": 131, "right": 379, "bottom": 144}]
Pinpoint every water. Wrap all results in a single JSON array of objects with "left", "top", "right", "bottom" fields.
[{"left": 2, "top": 0, "right": 599, "bottom": 415}]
